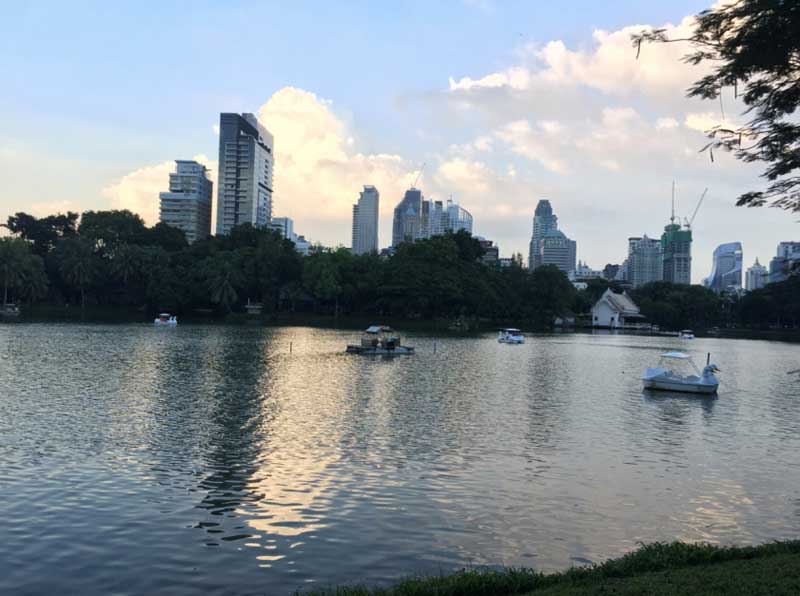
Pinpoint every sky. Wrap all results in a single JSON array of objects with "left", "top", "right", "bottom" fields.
[{"left": 1, "top": 0, "right": 797, "bottom": 283}]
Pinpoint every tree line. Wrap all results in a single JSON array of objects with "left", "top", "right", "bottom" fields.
[{"left": 1, "top": 209, "right": 798, "bottom": 330}]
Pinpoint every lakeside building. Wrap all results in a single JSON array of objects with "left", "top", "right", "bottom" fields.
[
  {"left": 528, "top": 200, "right": 558, "bottom": 270},
  {"left": 745, "top": 258, "right": 768, "bottom": 291},
  {"left": 661, "top": 220, "right": 692, "bottom": 285},
  {"left": 269, "top": 217, "right": 294, "bottom": 240},
  {"left": 703, "top": 242, "right": 743, "bottom": 293},
  {"left": 768, "top": 241, "right": 800, "bottom": 284},
  {"left": 591, "top": 288, "right": 647, "bottom": 329},
  {"left": 158, "top": 160, "right": 213, "bottom": 243},
  {"left": 351, "top": 185, "right": 379, "bottom": 255},
  {"left": 627, "top": 235, "right": 663, "bottom": 288},
  {"left": 216, "top": 113, "right": 274, "bottom": 235}
]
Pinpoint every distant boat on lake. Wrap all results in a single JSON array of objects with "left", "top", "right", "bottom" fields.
[
  {"left": 680, "top": 329, "right": 695, "bottom": 339},
  {"left": 346, "top": 325, "right": 414, "bottom": 355},
  {"left": 498, "top": 328, "right": 525, "bottom": 344},
  {"left": 0, "top": 303, "right": 20, "bottom": 318},
  {"left": 643, "top": 351, "right": 719, "bottom": 394},
  {"left": 154, "top": 313, "right": 178, "bottom": 326}
]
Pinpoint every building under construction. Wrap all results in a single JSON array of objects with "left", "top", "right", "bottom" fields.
[{"left": 661, "top": 185, "right": 704, "bottom": 286}]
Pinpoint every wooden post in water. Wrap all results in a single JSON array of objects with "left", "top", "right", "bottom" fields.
[{"left": 290, "top": 341, "right": 293, "bottom": 354}]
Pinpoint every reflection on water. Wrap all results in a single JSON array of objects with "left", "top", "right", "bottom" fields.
[{"left": 1, "top": 325, "right": 799, "bottom": 595}]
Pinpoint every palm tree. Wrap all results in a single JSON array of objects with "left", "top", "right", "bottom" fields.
[
  {"left": 57, "top": 238, "right": 97, "bottom": 317},
  {"left": 204, "top": 253, "right": 242, "bottom": 312},
  {"left": 109, "top": 243, "right": 143, "bottom": 286},
  {"left": 18, "top": 254, "right": 48, "bottom": 304}
]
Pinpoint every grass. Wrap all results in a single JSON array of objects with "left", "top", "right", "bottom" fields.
[{"left": 301, "top": 541, "right": 800, "bottom": 596}]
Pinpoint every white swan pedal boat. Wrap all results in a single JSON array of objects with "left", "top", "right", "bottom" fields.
[
  {"left": 498, "top": 328, "right": 525, "bottom": 344},
  {"left": 642, "top": 351, "right": 720, "bottom": 394},
  {"left": 154, "top": 313, "right": 178, "bottom": 326}
]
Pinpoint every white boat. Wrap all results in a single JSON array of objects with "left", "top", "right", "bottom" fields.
[
  {"left": 498, "top": 328, "right": 525, "bottom": 344},
  {"left": 679, "top": 329, "right": 695, "bottom": 339},
  {"left": 642, "top": 351, "right": 720, "bottom": 394},
  {"left": 154, "top": 313, "right": 178, "bottom": 326},
  {"left": 346, "top": 325, "right": 414, "bottom": 355}
]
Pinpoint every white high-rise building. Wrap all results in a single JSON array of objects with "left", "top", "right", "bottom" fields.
[
  {"left": 158, "top": 160, "right": 213, "bottom": 243},
  {"left": 351, "top": 185, "right": 379, "bottom": 255},
  {"left": 216, "top": 113, "right": 274, "bottom": 235},
  {"left": 627, "top": 235, "right": 663, "bottom": 288},
  {"left": 745, "top": 258, "right": 768, "bottom": 291}
]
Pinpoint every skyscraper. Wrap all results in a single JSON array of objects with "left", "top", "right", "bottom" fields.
[
  {"left": 351, "top": 185, "right": 379, "bottom": 255},
  {"left": 422, "top": 199, "right": 473, "bottom": 239},
  {"left": 392, "top": 188, "right": 423, "bottom": 247},
  {"left": 158, "top": 160, "right": 213, "bottom": 243},
  {"left": 703, "top": 242, "right": 743, "bottom": 293},
  {"left": 391, "top": 190, "right": 472, "bottom": 247},
  {"left": 215, "top": 113, "right": 274, "bottom": 236},
  {"left": 745, "top": 258, "right": 768, "bottom": 291},
  {"left": 628, "top": 235, "right": 663, "bottom": 288},
  {"left": 661, "top": 221, "right": 692, "bottom": 285},
  {"left": 528, "top": 200, "right": 558, "bottom": 270},
  {"left": 537, "top": 230, "right": 577, "bottom": 275},
  {"left": 768, "top": 241, "right": 800, "bottom": 283},
  {"left": 269, "top": 217, "right": 294, "bottom": 240}
]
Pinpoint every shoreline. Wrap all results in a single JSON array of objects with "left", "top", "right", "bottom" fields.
[
  {"left": 300, "top": 541, "right": 800, "bottom": 596},
  {"left": 3, "top": 306, "right": 800, "bottom": 342}
]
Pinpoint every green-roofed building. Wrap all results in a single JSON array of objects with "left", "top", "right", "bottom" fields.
[{"left": 661, "top": 222, "right": 692, "bottom": 285}]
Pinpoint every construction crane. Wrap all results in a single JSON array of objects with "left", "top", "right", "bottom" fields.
[
  {"left": 411, "top": 162, "right": 426, "bottom": 189},
  {"left": 684, "top": 188, "right": 708, "bottom": 230}
]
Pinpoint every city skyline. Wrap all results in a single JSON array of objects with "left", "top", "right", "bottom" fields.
[{"left": 1, "top": 1, "right": 797, "bottom": 282}]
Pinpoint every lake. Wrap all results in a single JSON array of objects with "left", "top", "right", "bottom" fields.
[{"left": 1, "top": 324, "right": 798, "bottom": 595}]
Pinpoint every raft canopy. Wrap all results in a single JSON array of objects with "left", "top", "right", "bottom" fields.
[{"left": 661, "top": 352, "right": 691, "bottom": 359}]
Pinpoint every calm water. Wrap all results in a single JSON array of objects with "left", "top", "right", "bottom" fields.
[{"left": 1, "top": 324, "right": 799, "bottom": 595}]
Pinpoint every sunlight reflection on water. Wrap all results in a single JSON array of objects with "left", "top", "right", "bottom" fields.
[{"left": 0, "top": 324, "right": 798, "bottom": 595}]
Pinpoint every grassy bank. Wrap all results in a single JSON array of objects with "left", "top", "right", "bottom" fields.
[{"left": 305, "top": 541, "right": 800, "bottom": 596}]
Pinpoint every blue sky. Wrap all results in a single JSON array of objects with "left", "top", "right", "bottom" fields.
[{"left": 1, "top": 1, "right": 796, "bottom": 281}]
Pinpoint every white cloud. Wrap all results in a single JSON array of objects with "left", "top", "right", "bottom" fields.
[
  {"left": 255, "top": 87, "right": 415, "bottom": 245},
  {"left": 656, "top": 117, "right": 680, "bottom": 130},
  {"left": 494, "top": 120, "right": 568, "bottom": 174}
]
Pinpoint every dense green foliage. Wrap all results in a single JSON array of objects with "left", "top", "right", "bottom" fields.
[
  {"left": 1, "top": 210, "right": 580, "bottom": 325},
  {"left": 634, "top": 0, "right": 800, "bottom": 212},
  {"left": 631, "top": 282, "right": 723, "bottom": 331},
  {"left": 2, "top": 209, "right": 798, "bottom": 329},
  {"left": 300, "top": 540, "right": 800, "bottom": 596}
]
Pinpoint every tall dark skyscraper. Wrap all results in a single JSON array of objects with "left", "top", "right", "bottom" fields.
[
  {"left": 215, "top": 113, "right": 274, "bottom": 236},
  {"left": 392, "top": 188, "right": 423, "bottom": 247},
  {"left": 703, "top": 242, "right": 743, "bottom": 292}
]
